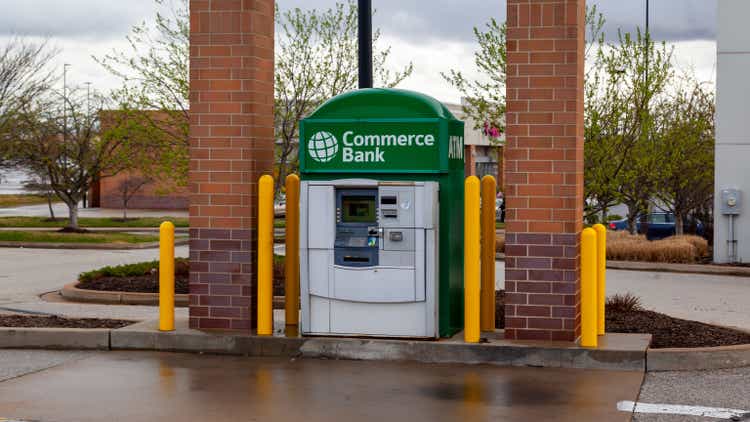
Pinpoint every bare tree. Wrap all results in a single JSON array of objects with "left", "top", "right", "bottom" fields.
[
  {"left": 0, "top": 38, "right": 58, "bottom": 165},
  {"left": 117, "top": 175, "right": 152, "bottom": 220},
  {"left": 9, "top": 88, "right": 137, "bottom": 231}
]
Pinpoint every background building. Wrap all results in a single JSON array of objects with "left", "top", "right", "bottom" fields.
[
  {"left": 714, "top": 0, "right": 750, "bottom": 263},
  {"left": 445, "top": 99, "right": 504, "bottom": 188}
]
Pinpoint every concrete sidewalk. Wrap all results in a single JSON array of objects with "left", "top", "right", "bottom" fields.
[{"left": 0, "top": 350, "right": 643, "bottom": 422}]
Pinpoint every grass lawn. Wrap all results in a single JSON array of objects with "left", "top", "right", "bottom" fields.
[
  {"left": 0, "top": 230, "right": 162, "bottom": 244},
  {"left": 0, "top": 216, "right": 189, "bottom": 228},
  {"left": 0, "top": 194, "right": 56, "bottom": 208}
]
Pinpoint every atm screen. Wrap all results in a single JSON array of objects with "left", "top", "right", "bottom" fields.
[{"left": 342, "top": 195, "right": 376, "bottom": 223}]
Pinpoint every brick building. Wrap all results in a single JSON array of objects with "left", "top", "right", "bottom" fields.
[{"left": 90, "top": 110, "right": 189, "bottom": 210}]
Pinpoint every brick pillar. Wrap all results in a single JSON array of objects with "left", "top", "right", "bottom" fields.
[
  {"left": 188, "top": 0, "right": 275, "bottom": 331},
  {"left": 504, "top": 0, "right": 585, "bottom": 341}
]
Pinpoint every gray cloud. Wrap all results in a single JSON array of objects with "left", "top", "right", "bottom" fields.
[
  {"left": 277, "top": 0, "right": 716, "bottom": 44},
  {"left": 0, "top": 0, "right": 717, "bottom": 44},
  {"left": 593, "top": 0, "right": 716, "bottom": 42},
  {"left": 0, "top": 0, "right": 156, "bottom": 39}
]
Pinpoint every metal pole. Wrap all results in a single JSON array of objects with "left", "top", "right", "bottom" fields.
[
  {"left": 284, "top": 174, "right": 300, "bottom": 335},
  {"left": 581, "top": 228, "right": 598, "bottom": 348},
  {"left": 358, "top": 0, "right": 373, "bottom": 89},
  {"left": 645, "top": 0, "right": 650, "bottom": 86},
  {"left": 85, "top": 82, "right": 91, "bottom": 118},
  {"left": 480, "top": 175, "right": 496, "bottom": 332},
  {"left": 464, "top": 176, "right": 480, "bottom": 343},
  {"left": 63, "top": 64, "right": 70, "bottom": 143},
  {"left": 257, "top": 175, "right": 274, "bottom": 336},
  {"left": 159, "top": 221, "right": 176, "bottom": 331}
]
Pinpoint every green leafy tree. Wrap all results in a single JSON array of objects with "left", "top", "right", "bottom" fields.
[
  {"left": 274, "top": 1, "right": 413, "bottom": 196},
  {"left": 653, "top": 77, "right": 715, "bottom": 235},
  {"left": 585, "top": 29, "right": 674, "bottom": 232},
  {"left": 99, "top": 0, "right": 412, "bottom": 198},
  {"left": 441, "top": 18, "right": 506, "bottom": 139},
  {"left": 95, "top": 0, "right": 189, "bottom": 188}
]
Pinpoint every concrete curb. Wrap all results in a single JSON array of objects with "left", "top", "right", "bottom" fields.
[
  {"left": 494, "top": 254, "right": 750, "bottom": 277},
  {"left": 607, "top": 260, "right": 750, "bottom": 277},
  {"left": 108, "top": 319, "right": 650, "bottom": 372},
  {"left": 647, "top": 344, "right": 750, "bottom": 371},
  {"left": 6, "top": 319, "right": 750, "bottom": 372},
  {"left": 111, "top": 319, "right": 304, "bottom": 356},
  {"left": 60, "top": 282, "right": 189, "bottom": 307},
  {"left": 0, "top": 227, "right": 189, "bottom": 233},
  {"left": 0, "top": 238, "right": 188, "bottom": 250},
  {"left": 0, "top": 327, "right": 110, "bottom": 350}
]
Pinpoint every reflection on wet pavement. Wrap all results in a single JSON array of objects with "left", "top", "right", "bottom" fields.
[{"left": 0, "top": 351, "right": 642, "bottom": 422}]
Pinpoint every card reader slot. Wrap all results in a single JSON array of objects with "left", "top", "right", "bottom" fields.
[{"left": 382, "top": 209, "right": 398, "bottom": 218}]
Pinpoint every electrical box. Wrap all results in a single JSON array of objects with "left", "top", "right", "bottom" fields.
[
  {"left": 299, "top": 88, "right": 465, "bottom": 338},
  {"left": 721, "top": 188, "right": 742, "bottom": 215}
]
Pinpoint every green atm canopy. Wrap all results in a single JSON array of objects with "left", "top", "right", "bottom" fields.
[
  {"left": 300, "top": 88, "right": 465, "bottom": 174},
  {"left": 299, "top": 88, "right": 466, "bottom": 338}
]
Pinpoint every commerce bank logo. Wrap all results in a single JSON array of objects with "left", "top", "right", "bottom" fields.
[{"left": 307, "top": 131, "right": 339, "bottom": 163}]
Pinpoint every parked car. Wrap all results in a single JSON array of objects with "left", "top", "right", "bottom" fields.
[
  {"left": 274, "top": 200, "right": 286, "bottom": 218},
  {"left": 495, "top": 193, "right": 505, "bottom": 222},
  {"left": 608, "top": 212, "right": 704, "bottom": 240}
]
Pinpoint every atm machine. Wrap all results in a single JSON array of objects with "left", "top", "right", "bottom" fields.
[
  {"left": 298, "top": 88, "right": 465, "bottom": 339},
  {"left": 300, "top": 179, "right": 439, "bottom": 337}
]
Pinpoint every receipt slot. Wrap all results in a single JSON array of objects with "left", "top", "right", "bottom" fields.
[{"left": 299, "top": 89, "right": 465, "bottom": 338}]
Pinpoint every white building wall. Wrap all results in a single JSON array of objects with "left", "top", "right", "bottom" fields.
[{"left": 715, "top": 0, "right": 750, "bottom": 263}]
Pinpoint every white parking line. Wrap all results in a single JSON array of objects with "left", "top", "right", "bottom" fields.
[{"left": 618, "top": 401, "right": 750, "bottom": 419}]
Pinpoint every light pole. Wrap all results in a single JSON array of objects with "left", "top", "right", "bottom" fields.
[
  {"left": 85, "top": 82, "right": 92, "bottom": 120},
  {"left": 63, "top": 63, "right": 71, "bottom": 143},
  {"left": 358, "top": 0, "right": 373, "bottom": 89},
  {"left": 645, "top": 0, "right": 650, "bottom": 86}
]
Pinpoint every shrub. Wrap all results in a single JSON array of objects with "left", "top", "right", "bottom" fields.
[
  {"left": 606, "top": 214, "right": 623, "bottom": 221},
  {"left": 79, "top": 256, "right": 287, "bottom": 283},
  {"left": 606, "top": 293, "right": 643, "bottom": 312},
  {"left": 606, "top": 231, "right": 706, "bottom": 264},
  {"left": 672, "top": 235, "right": 709, "bottom": 257},
  {"left": 79, "top": 259, "right": 189, "bottom": 282}
]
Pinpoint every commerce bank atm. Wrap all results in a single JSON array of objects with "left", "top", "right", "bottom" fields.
[
  {"left": 300, "top": 180, "right": 439, "bottom": 337},
  {"left": 299, "top": 88, "right": 465, "bottom": 339}
]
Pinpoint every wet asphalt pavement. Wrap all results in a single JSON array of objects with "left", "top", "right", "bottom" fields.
[{"left": 0, "top": 350, "right": 643, "bottom": 422}]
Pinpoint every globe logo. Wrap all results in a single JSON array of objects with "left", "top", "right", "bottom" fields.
[{"left": 307, "top": 131, "right": 339, "bottom": 163}]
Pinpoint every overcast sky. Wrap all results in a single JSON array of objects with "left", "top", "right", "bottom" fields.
[{"left": 0, "top": 0, "right": 718, "bottom": 103}]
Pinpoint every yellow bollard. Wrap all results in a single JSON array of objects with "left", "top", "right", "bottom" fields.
[
  {"left": 284, "top": 174, "right": 300, "bottom": 331},
  {"left": 257, "top": 175, "right": 274, "bottom": 336},
  {"left": 159, "top": 221, "right": 175, "bottom": 332},
  {"left": 580, "top": 227, "right": 597, "bottom": 347},
  {"left": 593, "top": 224, "right": 607, "bottom": 336},
  {"left": 480, "top": 175, "right": 496, "bottom": 332},
  {"left": 464, "top": 176, "right": 481, "bottom": 343}
]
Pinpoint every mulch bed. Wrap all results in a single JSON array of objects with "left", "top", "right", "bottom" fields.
[
  {"left": 495, "top": 290, "right": 750, "bottom": 349},
  {"left": 0, "top": 314, "right": 132, "bottom": 329},
  {"left": 78, "top": 275, "right": 189, "bottom": 294},
  {"left": 605, "top": 309, "right": 750, "bottom": 348}
]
